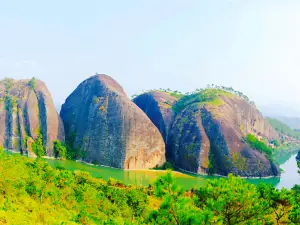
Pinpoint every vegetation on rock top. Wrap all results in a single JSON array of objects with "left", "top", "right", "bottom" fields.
[
  {"left": 28, "top": 77, "right": 37, "bottom": 90},
  {"left": 172, "top": 88, "right": 234, "bottom": 113}
]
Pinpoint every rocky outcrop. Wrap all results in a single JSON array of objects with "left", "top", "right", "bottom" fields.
[
  {"left": 170, "top": 91, "right": 280, "bottom": 177},
  {"left": 133, "top": 91, "right": 178, "bottom": 146},
  {"left": 0, "top": 78, "right": 64, "bottom": 156},
  {"left": 136, "top": 88, "right": 280, "bottom": 177},
  {"left": 60, "top": 74, "right": 165, "bottom": 169}
]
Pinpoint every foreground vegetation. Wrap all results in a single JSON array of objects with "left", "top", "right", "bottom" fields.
[{"left": 0, "top": 151, "right": 299, "bottom": 224}]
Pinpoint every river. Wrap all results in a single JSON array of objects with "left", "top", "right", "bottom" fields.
[{"left": 45, "top": 151, "right": 300, "bottom": 190}]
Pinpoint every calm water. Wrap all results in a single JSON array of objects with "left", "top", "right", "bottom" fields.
[{"left": 46, "top": 153, "right": 300, "bottom": 190}]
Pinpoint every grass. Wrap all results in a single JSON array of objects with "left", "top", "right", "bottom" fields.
[{"left": 173, "top": 89, "right": 235, "bottom": 113}]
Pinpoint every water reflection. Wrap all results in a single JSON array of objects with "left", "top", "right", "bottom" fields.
[
  {"left": 46, "top": 153, "right": 300, "bottom": 190},
  {"left": 276, "top": 154, "right": 300, "bottom": 189}
]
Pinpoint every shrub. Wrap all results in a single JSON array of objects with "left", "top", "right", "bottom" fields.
[
  {"left": 2, "top": 77, "right": 13, "bottom": 92},
  {"left": 153, "top": 162, "right": 174, "bottom": 170},
  {"left": 32, "top": 133, "right": 45, "bottom": 157},
  {"left": 245, "top": 134, "right": 273, "bottom": 157},
  {"left": 28, "top": 77, "right": 36, "bottom": 90},
  {"left": 53, "top": 140, "right": 66, "bottom": 159}
]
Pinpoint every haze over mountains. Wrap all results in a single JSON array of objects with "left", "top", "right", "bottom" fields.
[{"left": 259, "top": 103, "right": 300, "bottom": 130}]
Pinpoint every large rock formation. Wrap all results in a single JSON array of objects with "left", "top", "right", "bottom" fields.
[
  {"left": 60, "top": 74, "right": 165, "bottom": 169},
  {"left": 135, "top": 89, "right": 280, "bottom": 177},
  {"left": 133, "top": 91, "right": 178, "bottom": 146},
  {"left": 0, "top": 78, "right": 64, "bottom": 156}
]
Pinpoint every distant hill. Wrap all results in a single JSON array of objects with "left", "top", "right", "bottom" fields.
[
  {"left": 273, "top": 116, "right": 300, "bottom": 130},
  {"left": 266, "top": 117, "right": 300, "bottom": 140}
]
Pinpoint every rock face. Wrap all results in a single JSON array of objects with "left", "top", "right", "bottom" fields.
[
  {"left": 297, "top": 151, "right": 300, "bottom": 161},
  {"left": 0, "top": 78, "right": 64, "bottom": 156},
  {"left": 133, "top": 91, "right": 178, "bottom": 146},
  {"left": 135, "top": 89, "right": 280, "bottom": 177},
  {"left": 60, "top": 74, "right": 165, "bottom": 169},
  {"left": 169, "top": 91, "right": 279, "bottom": 177}
]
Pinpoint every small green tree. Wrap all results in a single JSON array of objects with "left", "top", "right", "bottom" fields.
[
  {"left": 53, "top": 140, "right": 66, "bottom": 159},
  {"left": 195, "top": 174, "right": 270, "bottom": 224},
  {"left": 148, "top": 171, "right": 201, "bottom": 224},
  {"left": 32, "top": 134, "right": 45, "bottom": 157},
  {"left": 3, "top": 77, "right": 13, "bottom": 93},
  {"left": 28, "top": 77, "right": 36, "bottom": 90},
  {"left": 271, "top": 139, "right": 280, "bottom": 147},
  {"left": 258, "top": 184, "right": 293, "bottom": 224},
  {"left": 289, "top": 185, "right": 300, "bottom": 224}
]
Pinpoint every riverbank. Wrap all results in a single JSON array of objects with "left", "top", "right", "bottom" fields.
[
  {"left": 4, "top": 149, "right": 284, "bottom": 179},
  {"left": 72, "top": 159, "right": 280, "bottom": 179},
  {"left": 177, "top": 167, "right": 280, "bottom": 179}
]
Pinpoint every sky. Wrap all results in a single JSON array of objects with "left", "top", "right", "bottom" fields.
[{"left": 1, "top": 0, "right": 300, "bottom": 114}]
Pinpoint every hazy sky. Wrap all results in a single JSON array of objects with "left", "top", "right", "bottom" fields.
[{"left": 1, "top": 0, "right": 300, "bottom": 113}]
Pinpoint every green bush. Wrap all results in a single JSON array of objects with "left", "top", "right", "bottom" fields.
[
  {"left": 53, "top": 140, "right": 66, "bottom": 159},
  {"left": 28, "top": 77, "right": 36, "bottom": 90},
  {"left": 153, "top": 162, "right": 174, "bottom": 170},
  {"left": 2, "top": 77, "right": 13, "bottom": 92},
  {"left": 271, "top": 139, "right": 280, "bottom": 147},
  {"left": 245, "top": 134, "right": 273, "bottom": 157},
  {"left": 32, "top": 133, "right": 45, "bottom": 157}
]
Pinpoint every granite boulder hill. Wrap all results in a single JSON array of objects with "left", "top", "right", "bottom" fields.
[
  {"left": 134, "top": 88, "right": 280, "bottom": 177},
  {"left": 60, "top": 74, "right": 165, "bottom": 169},
  {"left": 133, "top": 91, "right": 179, "bottom": 146},
  {"left": 0, "top": 78, "right": 65, "bottom": 157}
]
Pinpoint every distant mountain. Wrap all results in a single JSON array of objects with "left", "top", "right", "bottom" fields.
[
  {"left": 259, "top": 103, "right": 300, "bottom": 130},
  {"left": 259, "top": 103, "right": 300, "bottom": 118},
  {"left": 266, "top": 117, "right": 300, "bottom": 140},
  {"left": 274, "top": 116, "right": 300, "bottom": 130}
]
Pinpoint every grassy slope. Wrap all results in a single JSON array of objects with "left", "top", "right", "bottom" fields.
[{"left": 172, "top": 89, "right": 235, "bottom": 113}]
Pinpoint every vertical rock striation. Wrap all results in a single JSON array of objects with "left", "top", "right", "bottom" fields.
[
  {"left": 60, "top": 74, "right": 165, "bottom": 169},
  {"left": 133, "top": 91, "right": 178, "bottom": 145},
  {"left": 0, "top": 78, "right": 64, "bottom": 157},
  {"left": 134, "top": 88, "right": 280, "bottom": 177}
]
